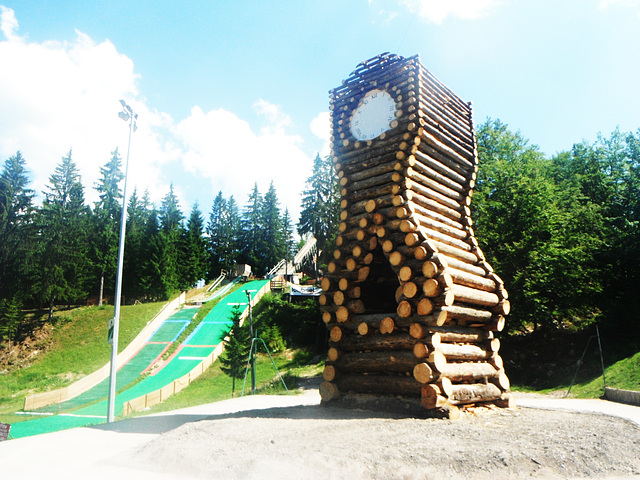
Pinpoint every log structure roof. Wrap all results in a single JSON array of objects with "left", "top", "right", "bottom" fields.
[{"left": 319, "top": 53, "right": 512, "bottom": 417}]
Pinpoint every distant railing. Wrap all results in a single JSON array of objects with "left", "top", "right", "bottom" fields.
[{"left": 267, "top": 235, "right": 317, "bottom": 276}]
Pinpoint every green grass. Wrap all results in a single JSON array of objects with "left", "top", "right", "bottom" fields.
[
  {"left": 0, "top": 301, "right": 166, "bottom": 419},
  {"left": 564, "top": 351, "right": 640, "bottom": 398},
  {"left": 127, "top": 349, "right": 324, "bottom": 417},
  {"left": 511, "top": 350, "right": 640, "bottom": 398},
  {"left": 0, "top": 286, "right": 325, "bottom": 428}
]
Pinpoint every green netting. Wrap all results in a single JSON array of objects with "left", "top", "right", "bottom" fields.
[
  {"left": 10, "top": 281, "right": 269, "bottom": 438},
  {"left": 75, "top": 346, "right": 217, "bottom": 417},
  {"left": 116, "top": 346, "right": 217, "bottom": 402},
  {"left": 148, "top": 319, "right": 190, "bottom": 343},
  {"left": 184, "top": 321, "right": 231, "bottom": 346},
  {"left": 9, "top": 413, "right": 106, "bottom": 438},
  {"left": 36, "top": 342, "right": 169, "bottom": 414}
]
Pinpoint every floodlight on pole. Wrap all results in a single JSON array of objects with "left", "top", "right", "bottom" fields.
[
  {"left": 245, "top": 289, "right": 257, "bottom": 394},
  {"left": 107, "top": 99, "right": 137, "bottom": 423}
]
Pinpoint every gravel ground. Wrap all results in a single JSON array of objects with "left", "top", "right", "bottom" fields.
[
  {"left": 124, "top": 391, "right": 640, "bottom": 479},
  {"left": 3, "top": 384, "right": 640, "bottom": 479}
]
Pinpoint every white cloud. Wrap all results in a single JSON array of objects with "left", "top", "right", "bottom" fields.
[
  {"left": 310, "top": 111, "right": 331, "bottom": 158},
  {"left": 0, "top": 7, "right": 311, "bottom": 222},
  {"left": 398, "top": 0, "right": 503, "bottom": 24},
  {"left": 0, "top": 7, "right": 175, "bottom": 208},
  {"left": 0, "top": 5, "right": 18, "bottom": 41},
  {"left": 175, "top": 101, "right": 311, "bottom": 222},
  {"left": 599, "top": 0, "right": 640, "bottom": 17}
]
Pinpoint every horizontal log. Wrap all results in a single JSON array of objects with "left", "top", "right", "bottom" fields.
[
  {"left": 380, "top": 316, "right": 396, "bottom": 334},
  {"left": 431, "top": 252, "right": 487, "bottom": 278},
  {"left": 413, "top": 148, "right": 467, "bottom": 186},
  {"left": 332, "top": 374, "right": 423, "bottom": 397},
  {"left": 330, "top": 326, "right": 343, "bottom": 342},
  {"left": 332, "top": 350, "right": 420, "bottom": 373},
  {"left": 401, "top": 281, "right": 420, "bottom": 299},
  {"left": 416, "top": 112, "right": 474, "bottom": 166},
  {"left": 405, "top": 181, "right": 464, "bottom": 222},
  {"left": 342, "top": 182, "right": 401, "bottom": 204},
  {"left": 398, "top": 265, "right": 414, "bottom": 282},
  {"left": 447, "top": 266, "right": 497, "bottom": 292},
  {"left": 404, "top": 159, "right": 467, "bottom": 196},
  {"left": 413, "top": 98, "right": 474, "bottom": 155},
  {"left": 437, "top": 362, "right": 499, "bottom": 383},
  {"left": 331, "top": 299, "right": 368, "bottom": 323},
  {"left": 451, "top": 284, "right": 500, "bottom": 308},
  {"left": 407, "top": 198, "right": 466, "bottom": 232},
  {"left": 323, "top": 365, "right": 337, "bottom": 381},
  {"left": 413, "top": 342, "right": 429, "bottom": 358},
  {"left": 421, "top": 384, "right": 449, "bottom": 409},
  {"left": 337, "top": 148, "right": 399, "bottom": 173},
  {"left": 413, "top": 362, "right": 434, "bottom": 383},
  {"left": 406, "top": 202, "right": 469, "bottom": 242},
  {"left": 427, "top": 325, "right": 494, "bottom": 343},
  {"left": 427, "top": 238, "right": 479, "bottom": 265},
  {"left": 415, "top": 66, "right": 471, "bottom": 120},
  {"left": 412, "top": 350, "right": 447, "bottom": 376},
  {"left": 439, "top": 305, "right": 493, "bottom": 323},
  {"left": 436, "top": 342, "right": 495, "bottom": 362},
  {"left": 340, "top": 160, "right": 401, "bottom": 184},
  {"left": 365, "top": 194, "right": 401, "bottom": 213},
  {"left": 330, "top": 332, "right": 417, "bottom": 352},
  {"left": 319, "top": 380, "right": 340, "bottom": 402},
  {"left": 447, "top": 383, "right": 503, "bottom": 406},
  {"left": 405, "top": 168, "right": 466, "bottom": 211},
  {"left": 483, "top": 315, "right": 506, "bottom": 332},
  {"left": 408, "top": 324, "right": 441, "bottom": 344}
]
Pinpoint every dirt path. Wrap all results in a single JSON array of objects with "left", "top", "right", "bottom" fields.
[
  {"left": 128, "top": 393, "right": 640, "bottom": 479},
  {"left": 2, "top": 386, "right": 640, "bottom": 479}
]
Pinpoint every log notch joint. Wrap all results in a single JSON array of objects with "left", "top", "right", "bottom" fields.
[{"left": 320, "top": 53, "right": 513, "bottom": 416}]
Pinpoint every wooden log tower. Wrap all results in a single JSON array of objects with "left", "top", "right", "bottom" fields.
[{"left": 320, "top": 53, "right": 513, "bottom": 418}]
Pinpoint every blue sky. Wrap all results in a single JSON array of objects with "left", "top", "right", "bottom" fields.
[{"left": 1, "top": 0, "right": 639, "bottom": 224}]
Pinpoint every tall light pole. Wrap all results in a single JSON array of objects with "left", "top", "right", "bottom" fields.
[
  {"left": 245, "top": 289, "right": 256, "bottom": 394},
  {"left": 107, "top": 100, "right": 137, "bottom": 423}
]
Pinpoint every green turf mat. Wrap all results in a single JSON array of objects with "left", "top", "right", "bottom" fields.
[
  {"left": 184, "top": 321, "right": 231, "bottom": 346},
  {"left": 149, "top": 319, "right": 190, "bottom": 343},
  {"left": 10, "top": 282, "right": 269, "bottom": 438},
  {"left": 9, "top": 413, "right": 106, "bottom": 439},
  {"left": 36, "top": 342, "right": 169, "bottom": 413}
]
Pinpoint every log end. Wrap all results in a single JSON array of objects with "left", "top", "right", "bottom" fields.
[{"left": 319, "top": 381, "right": 340, "bottom": 402}]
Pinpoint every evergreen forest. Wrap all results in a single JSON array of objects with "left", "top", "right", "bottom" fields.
[{"left": 1, "top": 119, "right": 639, "bottom": 355}]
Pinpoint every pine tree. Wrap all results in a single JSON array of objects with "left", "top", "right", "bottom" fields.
[
  {"left": 92, "top": 148, "right": 124, "bottom": 305},
  {"left": 158, "top": 184, "right": 184, "bottom": 296},
  {"left": 184, "top": 202, "right": 207, "bottom": 285},
  {"left": 298, "top": 153, "right": 340, "bottom": 264},
  {"left": 0, "top": 296, "right": 23, "bottom": 342},
  {"left": 138, "top": 208, "right": 165, "bottom": 300},
  {"left": 123, "top": 188, "right": 152, "bottom": 301},
  {"left": 260, "top": 181, "right": 284, "bottom": 272},
  {"left": 281, "top": 208, "right": 295, "bottom": 274},
  {"left": 219, "top": 306, "right": 250, "bottom": 397},
  {"left": 224, "top": 196, "right": 241, "bottom": 273},
  {"left": 239, "top": 183, "right": 263, "bottom": 274},
  {"left": 207, "top": 191, "right": 227, "bottom": 278},
  {"left": 33, "top": 150, "right": 91, "bottom": 319},
  {"left": 0, "top": 151, "right": 34, "bottom": 300}
]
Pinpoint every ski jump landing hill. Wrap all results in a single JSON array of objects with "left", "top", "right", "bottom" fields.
[{"left": 12, "top": 279, "right": 270, "bottom": 439}]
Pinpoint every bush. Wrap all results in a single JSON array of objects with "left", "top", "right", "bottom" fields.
[{"left": 253, "top": 293, "right": 321, "bottom": 349}]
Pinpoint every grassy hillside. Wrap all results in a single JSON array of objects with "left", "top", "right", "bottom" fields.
[
  {"left": 1, "top": 291, "right": 638, "bottom": 428},
  {"left": 0, "top": 301, "right": 165, "bottom": 419},
  {"left": 567, "top": 351, "right": 640, "bottom": 398}
]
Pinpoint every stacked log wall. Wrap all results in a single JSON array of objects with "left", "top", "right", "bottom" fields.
[{"left": 321, "top": 53, "right": 513, "bottom": 416}]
